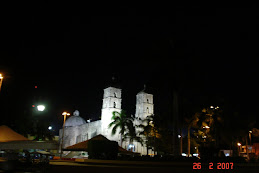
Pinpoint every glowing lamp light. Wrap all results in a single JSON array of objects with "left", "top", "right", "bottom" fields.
[
  {"left": 48, "top": 126, "right": 52, "bottom": 130},
  {"left": 37, "top": 105, "right": 45, "bottom": 111},
  {"left": 237, "top": 143, "right": 241, "bottom": 146},
  {"left": 62, "top": 112, "right": 70, "bottom": 116},
  {"left": 193, "top": 153, "right": 199, "bottom": 157},
  {"left": 128, "top": 144, "right": 134, "bottom": 148},
  {"left": 0, "top": 74, "right": 3, "bottom": 79}
]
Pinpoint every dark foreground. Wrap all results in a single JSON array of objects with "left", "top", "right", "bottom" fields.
[
  {"left": 1, "top": 160, "right": 259, "bottom": 173},
  {"left": 49, "top": 165, "right": 258, "bottom": 173}
]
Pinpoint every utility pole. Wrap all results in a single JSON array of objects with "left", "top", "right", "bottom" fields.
[
  {"left": 246, "top": 138, "right": 249, "bottom": 160},
  {"left": 188, "top": 125, "right": 191, "bottom": 157},
  {"left": 172, "top": 89, "right": 180, "bottom": 156},
  {"left": 180, "top": 128, "right": 183, "bottom": 154},
  {"left": 0, "top": 74, "right": 3, "bottom": 92}
]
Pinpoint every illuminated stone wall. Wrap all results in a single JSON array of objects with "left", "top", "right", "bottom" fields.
[
  {"left": 101, "top": 87, "right": 122, "bottom": 144},
  {"left": 60, "top": 120, "right": 101, "bottom": 148}
]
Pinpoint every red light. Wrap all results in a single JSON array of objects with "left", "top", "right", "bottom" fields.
[
  {"left": 35, "top": 86, "right": 37, "bottom": 88},
  {"left": 32, "top": 105, "right": 35, "bottom": 107}
]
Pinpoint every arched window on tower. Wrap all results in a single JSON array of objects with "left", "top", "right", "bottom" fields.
[
  {"left": 114, "top": 102, "right": 116, "bottom": 108},
  {"left": 114, "top": 93, "right": 117, "bottom": 98},
  {"left": 147, "top": 99, "right": 149, "bottom": 103},
  {"left": 147, "top": 107, "right": 149, "bottom": 113}
]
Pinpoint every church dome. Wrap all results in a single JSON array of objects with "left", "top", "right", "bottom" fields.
[{"left": 64, "top": 110, "right": 86, "bottom": 127}]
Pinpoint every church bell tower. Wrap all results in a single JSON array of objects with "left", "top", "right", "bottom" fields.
[
  {"left": 135, "top": 89, "right": 154, "bottom": 121},
  {"left": 133, "top": 86, "right": 154, "bottom": 155},
  {"left": 101, "top": 86, "right": 122, "bottom": 142}
]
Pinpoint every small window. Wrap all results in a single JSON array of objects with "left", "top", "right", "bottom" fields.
[
  {"left": 114, "top": 93, "right": 117, "bottom": 98},
  {"left": 147, "top": 99, "right": 149, "bottom": 103},
  {"left": 127, "top": 144, "right": 135, "bottom": 152},
  {"left": 147, "top": 107, "right": 149, "bottom": 113},
  {"left": 114, "top": 102, "right": 116, "bottom": 108}
]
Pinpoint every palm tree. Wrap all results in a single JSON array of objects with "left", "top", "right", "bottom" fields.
[
  {"left": 123, "top": 120, "right": 142, "bottom": 143},
  {"left": 185, "top": 112, "right": 200, "bottom": 157},
  {"left": 185, "top": 107, "right": 223, "bottom": 156},
  {"left": 108, "top": 110, "right": 134, "bottom": 146},
  {"left": 139, "top": 115, "right": 161, "bottom": 155}
]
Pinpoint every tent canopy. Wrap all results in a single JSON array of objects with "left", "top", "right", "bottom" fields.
[
  {"left": 65, "top": 134, "right": 134, "bottom": 154},
  {"left": 0, "top": 125, "right": 29, "bottom": 142},
  {"left": 0, "top": 125, "right": 58, "bottom": 150}
]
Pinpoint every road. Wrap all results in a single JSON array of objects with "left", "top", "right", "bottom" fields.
[
  {"left": 1, "top": 160, "right": 259, "bottom": 173},
  {"left": 48, "top": 161, "right": 259, "bottom": 173}
]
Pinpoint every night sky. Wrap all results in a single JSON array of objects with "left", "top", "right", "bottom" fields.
[{"left": 1, "top": 6, "right": 259, "bottom": 134}]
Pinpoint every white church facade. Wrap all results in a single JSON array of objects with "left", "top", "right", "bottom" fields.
[{"left": 59, "top": 85, "right": 154, "bottom": 155}]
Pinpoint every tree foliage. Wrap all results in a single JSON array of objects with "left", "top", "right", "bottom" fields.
[
  {"left": 109, "top": 110, "right": 136, "bottom": 145},
  {"left": 138, "top": 115, "right": 164, "bottom": 153},
  {"left": 186, "top": 106, "right": 223, "bottom": 147}
]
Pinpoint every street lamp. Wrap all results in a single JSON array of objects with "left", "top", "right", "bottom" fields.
[
  {"left": 0, "top": 73, "right": 3, "bottom": 92},
  {"left": 237, "top": 143, "right": 241, "bottom": 156},
  {"left": 247, "top": 130, "right": 253, "bottom": 156},
  {"left": 32, "top": 104, "right": 46, "bottom": 138},
  {"left": 249, "top": 131, "right": 252, "bottom": 145},
  {"left": 37, "top": 105, "right": 45, "bottom": 111},
  {"left": 60, "top": 112, "right": 70, "bottom": 159},
  {"left": 210, "top": 106, "right": 219, "bottom": 109}
]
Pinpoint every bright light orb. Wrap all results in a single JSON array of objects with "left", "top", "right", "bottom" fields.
[
  {"left": 37, "top": 105, "right": 45, "bottom": 111},
  {"left": 48, "top": 126, "right": 52, "bottom": 130},
  {"left": 193, "top": 153, "right": 199, "bottom": 157}
]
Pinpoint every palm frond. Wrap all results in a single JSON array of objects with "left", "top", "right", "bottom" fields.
[
  {"left": 111, "top": 124, "right": 119, "bottom": 135},
  {"left": 108, "top": 121, "right": 116, "bottom": 128}
]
